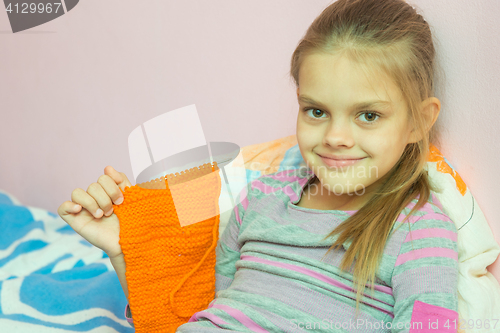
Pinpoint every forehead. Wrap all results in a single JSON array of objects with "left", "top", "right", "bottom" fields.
[{"left": 298, "top": 52, "right": 403, "bottom": 105}]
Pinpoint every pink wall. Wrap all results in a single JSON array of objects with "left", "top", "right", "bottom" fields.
[{"left": 1, "top": 0, "right": 499, "bottom": 278}]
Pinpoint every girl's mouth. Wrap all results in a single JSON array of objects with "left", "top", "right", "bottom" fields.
[{"left": 318, "top": 155, "right": 365, "bottom": 168}]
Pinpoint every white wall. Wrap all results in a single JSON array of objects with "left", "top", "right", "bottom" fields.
[{"left": 1, "top": 0, "right": 499, "bottom": 278}]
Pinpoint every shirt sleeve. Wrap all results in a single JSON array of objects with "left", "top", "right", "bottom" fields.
[
  {"left": 214, "top": 180, "right": 252, "bottom": 297},
  {"left": 390, "top": 211, "right": 459, "bottom": 333},
  {"left": 124, "top": 303, "right": 134, "bottom": 328}
]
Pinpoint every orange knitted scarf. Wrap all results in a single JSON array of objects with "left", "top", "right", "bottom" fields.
[{"left": 112, "top": 162, "right": 221, "bottom": 332}]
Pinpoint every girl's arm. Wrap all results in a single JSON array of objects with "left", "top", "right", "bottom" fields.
[
  {"left": 214, "top": 181, "right": 252, "bottom": 297},
  {"left": 390, "top": 211, "right": 459, "bottom": 332},
  {"left": 110, "top": 253, "right": 129, "bottom": 301},
  {"left": 111, "top": 253, "right": 135, "bottom": 328}
]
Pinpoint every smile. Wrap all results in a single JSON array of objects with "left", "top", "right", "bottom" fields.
[{"left": 318, "top": 154, "right": 366, "bottom": 168}]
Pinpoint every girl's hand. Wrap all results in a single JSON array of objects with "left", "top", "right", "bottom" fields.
[{"left": 57, "top": 166, "right": 132, "bottom": 259}]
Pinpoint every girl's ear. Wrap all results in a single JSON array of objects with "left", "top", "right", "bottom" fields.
[
  {"left": 422, "top": 97, "right": 441, "bottom": 129},
  {"left": 408, "top": 97, "right": 441, "bottom": 143}
]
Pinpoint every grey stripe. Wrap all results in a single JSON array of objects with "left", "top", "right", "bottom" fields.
[
  {"left": 219, "top": 214, "right": 242, "bottom": 252},
  {"left": 391, "top": 266, "right": 458, "bottom": 300},
  {"left": 242, "top": 304, "right": 310, "bottom": 333},
  {"left": 384, "top": 228, "right": 407, "bottom": 258},
  {"left": 215, "top": 273, "right": 233, "bottom": 294},
  {"left": 245, "top": 302, "right": 394, "bottom": 333},
  {"left": 226, "top": 269, "right": 390, "bottom": 329},
  {"left": 243, "top": 239, "right": 390, "bottom": 289}
]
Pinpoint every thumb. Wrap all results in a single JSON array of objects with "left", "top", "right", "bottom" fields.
[{"left": 104, "top": 166, "right": 133, "bottom": 191}]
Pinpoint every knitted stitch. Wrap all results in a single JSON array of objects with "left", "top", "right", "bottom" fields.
[{"left": 113, "top": 162, "right": 221, "bottom": 333}]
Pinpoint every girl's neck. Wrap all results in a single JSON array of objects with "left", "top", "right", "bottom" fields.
[{"left": 306, "top": 176, "right": 378, "bottom": 211}]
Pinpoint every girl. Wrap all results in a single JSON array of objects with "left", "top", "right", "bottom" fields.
[{"left": 58, "top": 0, "right": 459, "bottom": 331}]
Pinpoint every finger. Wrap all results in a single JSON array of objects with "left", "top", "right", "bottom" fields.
[
  {"left": 57, "top": 200, "right": 97, "bottom": 236},
  {"left": 86, "top": 183, "right": 114, "bottom": 218},
  {"left": 104, "top": 166, "right": 132, "bottom": 191},
  {"left": 97, "top": 174, "right": 124, "bottom": 209},
  {"left": 57, "top": 201, "right": 82, "bottom": 218},
  {"left": 57, "top": 201, "right": 84, "bottom": 229},
  {"left": 72, "top": 187, "right": 104, "bottom": 219}
]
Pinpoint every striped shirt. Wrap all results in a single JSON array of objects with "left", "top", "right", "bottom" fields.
[{"left": 132, "top": 167, "right": 459, "bottom": 332}]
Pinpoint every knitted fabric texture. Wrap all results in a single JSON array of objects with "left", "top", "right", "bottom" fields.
[{"left": 112, "top": 162, "right": 221, "bottom": 333}]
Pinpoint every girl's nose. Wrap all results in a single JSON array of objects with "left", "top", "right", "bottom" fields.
[{"left": 322, "top": 120, "right": 355, "bottom": 148}]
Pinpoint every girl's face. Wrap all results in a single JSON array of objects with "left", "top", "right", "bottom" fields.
[{"left": 296, "top": 53, "right": 418, "bottom": 209}]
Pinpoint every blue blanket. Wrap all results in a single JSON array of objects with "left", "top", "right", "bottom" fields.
[{"left": 0, "top": 190, "right": 134, "bottom": 332}]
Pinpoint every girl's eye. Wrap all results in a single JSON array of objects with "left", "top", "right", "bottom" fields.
[
  {"left": 303, "top": 108, "right": 381, "bottom": 123},
  {"left": 358, "top": 112, "right": 380, "bottom": 123},
  {"left": 304, "top": 108, "right": 327, "bottom": 119}
]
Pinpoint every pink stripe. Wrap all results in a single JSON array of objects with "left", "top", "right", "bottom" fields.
[
  {"left": 241, "top": 195, "right": 249, "bottom": 211},
  {"left": 292, "top": 177, "right": 311, "bottom": 201},
  {"left": 410, "top": 300, "right": 458, "bottom": 332},
  {"left": 405, "top": 229, "right": 457, "bottom": 242},
  {"left": 420, "top": 203, "right": 436, "bottom": 214},
  {"left": 396, "top": 214, "right": 422, "bottom": 223},
  {"left": 396, "top": 248, "right": 458, "bottom": 266},
  {"left": 406, "top": 201, "right": 435, "bottom": 214},
  {"left": 397, "top": 212, "right": 452, "bottom": 224},
  {"left": 210, "top": 304, "right": 269, "bottom": 333},
  {"left": 188, "top": 311, "right": 230, "bottom": 327},
  {"left": 419, "top": 212, "right": 452, "bottom": 223},
  {"left": 240, "top": 255, "right": 394, "bottom": 316}
]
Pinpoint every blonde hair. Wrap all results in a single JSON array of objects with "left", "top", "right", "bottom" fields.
[{"left": 289, "top": 0, "right": 439, "bottom": 315}]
